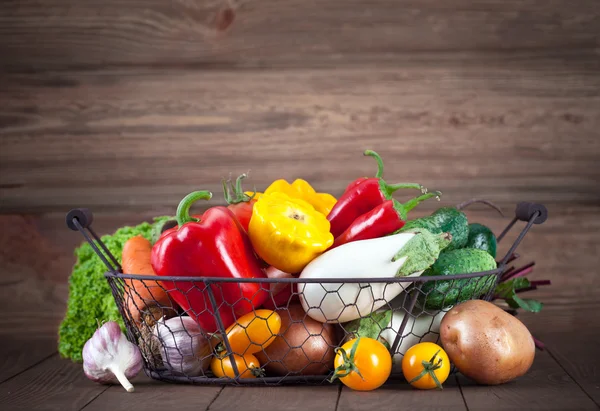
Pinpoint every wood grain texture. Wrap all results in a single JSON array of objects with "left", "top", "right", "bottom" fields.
[
  {"left": 457, "top": 349, "right": 599, "bottom": 410},
  {"left": 0, "top": 337, "right": 56, "bottom": 384},
  {"left": 543, "top": 332, "right": 600, "bottom": 407},
  {"left": 83, "top": 373, "right": 223, "bottom": 411},
  {"left": 338, "top": 378, "right": 467, "bottom": 411},
  {"left": 207, "top": 385, "right": 340, "bottom": 411},
  {"left": 0, "top": 215, "right": 72, "bottom": 339},
  {"left": 1, "top": 64, "right": 599, "bottom": 213},
  {"left": 520, "top": 309, "right": 600, "bottom": 407},
  {"left": 1, "top": 0, "right": 599, "bottom": 70},
  {"left": 0, "top": 355, "right": 107, "bottom": 411}
]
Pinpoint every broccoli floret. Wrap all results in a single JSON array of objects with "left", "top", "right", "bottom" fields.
[{"left": 58, "top": 216, "right": 172, "bottom": 362}]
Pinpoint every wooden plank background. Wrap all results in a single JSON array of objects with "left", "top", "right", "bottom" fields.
[{"left": 1, "top": 0, "right": 599, "bottom": 214}]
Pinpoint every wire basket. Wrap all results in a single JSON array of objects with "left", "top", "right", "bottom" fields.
[{"left": 66, "top": 202, "right": 547, "bottom": 386}]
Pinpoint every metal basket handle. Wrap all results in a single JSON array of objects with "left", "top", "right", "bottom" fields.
[
  {"left": 66, "top": 208, "right": 121, "bottom": 273},
  {"left": 497, "top": 202, "right": 548, "bottom": 266}
]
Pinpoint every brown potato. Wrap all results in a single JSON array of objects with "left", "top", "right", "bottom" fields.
[
  {"left": 255, "top": 304, "right": 338, "bottom": 376},
  {"left": 440, "top": 300, "right": 535, "bottom": 385}
]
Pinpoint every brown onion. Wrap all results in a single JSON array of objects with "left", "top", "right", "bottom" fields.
[{"left": 255, "top": 304, "right": 338, "bottom": 376}]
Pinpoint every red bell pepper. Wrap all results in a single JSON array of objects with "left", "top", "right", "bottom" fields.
[
  {"left": 343, "top": 150, "right": 385, "bottom": 193},
  {"left": 223, "top": 173, "right": 256, "bottom": 232},
  {"left": 151, "top": 190, "right": 268, "bottom": 333},
  {"left": 327, "top": 152, "right": 426, "bottom": 237},
  {"left": 331, "top": 191, "right": 441, "bottom": 249}
]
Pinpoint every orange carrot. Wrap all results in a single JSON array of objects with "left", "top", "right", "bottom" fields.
[{"left": 122, "top": 235, "right": 175, "bottom": 327}]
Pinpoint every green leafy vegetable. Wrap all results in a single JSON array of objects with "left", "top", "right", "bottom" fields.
[
  {"left": 494, "top": 278, "right": 543, "bottom": 313},
  {"left": 58, "top": 216, "right": 172, "bottom": 362},
  {"left": 344, "top": 310, "right": 392, "bottom": 350}
]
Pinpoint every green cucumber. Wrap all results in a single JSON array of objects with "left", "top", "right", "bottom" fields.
[
  {"left": 418, "top": 248, "right": 498, "bottom": 310},
  {"left": 400, "top": 207, "right": 469, "bottom": 251},
  {"left": 465, "top": 223, "right": 497, "bottom": 258}
]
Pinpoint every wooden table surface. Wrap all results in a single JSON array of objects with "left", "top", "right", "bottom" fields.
[{"left": 0, "top": 207, "right": 598, "bottom": 411}]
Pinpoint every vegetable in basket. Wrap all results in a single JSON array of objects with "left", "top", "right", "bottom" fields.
[
  {"left": 398, "top": 207, "right": 469, "bottom": 251},
  {"left": 250, "top": 178, "right": 338, "bottom": 217},
  {"left": 440, "top": 300, "right": 535, "bottom": 385},
  {"left": 248, "top": 192, "right": 334, "bottom": 274},
  {"left": 254, "top": 304, "right": 338, "bottom": 376},
  {"left": 397, "top": 199, "right": 503, "bottom": 252},
  {"left": 82, "top": 321, "right": 143, "bottom": 393},
  {"left": 152, "top": 316, "right": 218, "bottom": 377},
  {"left": 417, "top": 248, "right": 498, "bottom": 310},
  {"left": 464, "top": 223, "right": 497, "bottom": 258},
  {"left": 327, "top": 150, "right": 425, "bottom": 238},
  {"left": 331, "top": 191, "right": 441, "bottom": 249},
  {"left": 299, "top": 228, "right": 451, "bottom": 323},
  {"left": 58, "top": 216, "right": 172, "bottom": 362},
  {"left": 216, "top": 309, "right": 281, "bottom": 356},
  {"left": 402, "top": 342, "right": 450, "bottom": 390},
  {"left": 223, "top": 173, "right": 257, "bottom": 232},
  {"left": 151, "top": 190, "right": 269, "bottom": 333},
  {"left": 330, "top": 337, "right": 392, "bottom": 391},
  {"left": 343, "top": 304, "right": 449, "bottom": 371},
  {"left": 121, "top": 236, "right": 177, "bottom": 327},
  {"left": 211, "top": 353, "right": 264, "bottom": 379}
]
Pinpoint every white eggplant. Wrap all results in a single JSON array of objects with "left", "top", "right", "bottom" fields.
[
  {"left": 343, "top": 295, "right": 450, "bottom": 372},
  {"left": 298, "top": 229, "right": 451, "bottom": 323},
  {"left": 381, "top": 307, "right": 449, "bottom": 371}
]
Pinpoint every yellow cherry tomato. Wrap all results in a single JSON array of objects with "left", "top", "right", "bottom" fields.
[
  {"left": 402, "top": 342, "right": 450, "bottom": 389},
  {"left": 331, "top": 337, "right": 392, "bottom": 391},
  {"left": 221, "top": 309, "right": 282, "bottom": 355},
  {"left": 211, "top": 353, "right": 263, "bottom": 379}
]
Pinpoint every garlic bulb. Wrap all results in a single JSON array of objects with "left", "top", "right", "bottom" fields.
[
  {"left": 152, "top": 316, "right": 216, "bottom": 377},
  {"left": 82, "top": 321, "right": 143, "bottom": 393}
]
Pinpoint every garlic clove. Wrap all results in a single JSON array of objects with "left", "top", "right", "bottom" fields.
[
  {"left": 82, "top": 321, "right": 143, "bottom": 393},
  {"left": 151, "top": 316, "right": 217, "bottom": 377}
]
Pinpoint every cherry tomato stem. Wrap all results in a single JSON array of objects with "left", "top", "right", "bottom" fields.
[
  {"left": 402, "top": 342, "right": 450, "bottom": 390},
  {"left": 331, "top": 337, "right": 392, "bottom": 391}
]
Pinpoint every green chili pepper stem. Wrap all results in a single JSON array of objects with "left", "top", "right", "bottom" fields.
[
  {"left": 379, "top": 180, "right": 425, "bottom": 199},
  {"left": 363, "top": 150, "right": 385, "bottom": 179},
  {"left": 176, "top": 190, "right": 213, "bottom": 226},
  {"left": 394, "top": 191, "right": 443, "bottom": 220}
]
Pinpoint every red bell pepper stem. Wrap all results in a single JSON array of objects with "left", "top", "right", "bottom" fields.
[
  {"left": 332, "top": 191, "right": 441, "bottom": 248},
  {"left": 344, "top": 150, "right": 385, "bottom": 192},
  {"left": 176, "top": 190, "right": 212, "bottom": 226}
]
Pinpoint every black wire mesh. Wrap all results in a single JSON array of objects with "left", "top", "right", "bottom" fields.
[
  {"left": 66, "top": 202, "right": 546, "bottom": 386},
  {"left": 104, "top": 266, "right": 504, "bottom": 385}
]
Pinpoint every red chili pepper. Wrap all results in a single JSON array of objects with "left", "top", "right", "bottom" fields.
[
  {"left": 343, "top": 150, "right": 385, "bottom": 193},
  {"left": 223, "top": 173, "right": 256, "bottom": 232},
  {"left": 327, "top": 152, "right": 426, "bottom": 238},
  {"left": 151, "top": 190, "right": 268, "bottom": 333},
  {"left": 331, "top": 191, "right": 441, "bottom": 248}
]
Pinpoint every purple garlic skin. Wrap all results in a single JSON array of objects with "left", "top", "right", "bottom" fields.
[{"left": 82, "top": 321, "right": 143, "bottom": 392}]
